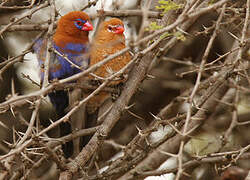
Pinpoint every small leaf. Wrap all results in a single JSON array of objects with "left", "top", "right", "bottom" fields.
[
  {"left": 156, "top": 0, "right": 183, "bottom": 15},
  {"left": 160, "top": 32, "right": 171, "bottom": 39},
  {"left": 174, "top": 31, "right": 186, "bottom": 41},
  {"left": 146, "top": 22, "right": 163, "bottom": 31}
]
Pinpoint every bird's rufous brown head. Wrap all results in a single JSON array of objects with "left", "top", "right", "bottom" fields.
[
  {"left": 95, "top": 18, "right": 125, "bottom": 43},
  {"left": 100, "top": 18, "right": 124, "bottom": 34},
  {"left": 55, "top": 11, "right": 93, "bottom": 40}
]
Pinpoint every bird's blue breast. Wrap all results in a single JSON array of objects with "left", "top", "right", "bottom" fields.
[
  {"left": 33, "top": 39, "right": 90, "bottom": 81},
  {"left": 64, "top": 43, "right": 85, "bottom": 52}
]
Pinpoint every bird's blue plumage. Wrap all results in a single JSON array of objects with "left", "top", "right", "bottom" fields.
[{"left": 33, "top": 38, "right": 89, "bottom": 81}]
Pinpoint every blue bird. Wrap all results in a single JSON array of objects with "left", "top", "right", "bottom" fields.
[{"left": 33, "top": 11, "right": 93, "bottom": 158}]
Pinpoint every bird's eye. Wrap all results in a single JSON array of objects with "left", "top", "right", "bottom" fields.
[
  {"left": 76, "top": 21, "right": 82, "bottom": 26},
  {"left": 108, "top": 26, "right": 113, "bottom": 32},
  {"left": 74, "top": 19, "right": 85, "bottom": 30}
]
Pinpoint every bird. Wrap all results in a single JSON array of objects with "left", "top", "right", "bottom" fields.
[
  {"left": 33, "top": 11, "right": 93, "bottom": 158},
  {"left": 87, "top": 18, "right": 131, "bottom": 114}
]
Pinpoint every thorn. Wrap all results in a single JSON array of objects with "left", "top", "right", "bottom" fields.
[
  {"left": 49, "top": 118, "right": 54, "bottom": 124},
  {"left": 129, "top": 51, "right": 134, "bottom": 56},
  {"left": 10, "top": 106, "right": 16, "bottom": 118},
  {"left": 12, "top": 126, "right": 16, "bottom": 144},
  {"left": 0, "top": 121, "right": 9, "bottom": 130},
  {"left": 63, "top": 117, "right": 69, "bottom": 123},
  {"left": 145, "top": 137, "right": 151, "bottom": 146},
  {"left": 149, "top": 112, "right": 161, "bottom": 121},
  {"left": 215, "top": 52, "right": 222, "bottom": 57},
  {"left": 18, "top": 131, "right": 25, "bottom": 136},
  {"left": 228, "top": 32, "right": 240, "bottom": 42},
  {"left": 167, "top": 121, "right": 183, "bottom": 136},
  {"left": 25, "top": 99, "right": 34, "bottom": 105},
  {"left": 21, "top": 152, "right": 35, "bottom": 164},
  {"left": 176, "top": 26, "right": 191, "bottom": 36},
  {"left": 146, "top": 74, "right": 155, "bottom": 79},
  {"left": 127, "top": 110, "right": 144, "bottom": 120},
  {"left": 11, "top": 78, "right": 17, "bottom": 98},
  {"left": 183, "top": 124, "right": 200, "bottom": 136},
  {"left": 159, "top": 48, "right": 164, "bottom": 52},
  {"left": 125, "top": 103, "right": 135, "bottom": 110},
  {"left": 135, "top": 125, "right": 146, "bottom": 137},
  {"left": 2, "top": 140, "right": 13, "bottom": 147},
  {"left": 158, "top": 149, "right": 177, "bottom": 157},
  {"left": 202, "top": 24, "right": 207, "bottom": 31}
]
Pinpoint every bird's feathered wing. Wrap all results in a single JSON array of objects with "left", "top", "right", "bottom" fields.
[{"left": 33, "top": 38, "right": 90, "bottom": 158}]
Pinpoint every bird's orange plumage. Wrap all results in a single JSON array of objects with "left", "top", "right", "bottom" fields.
[
  {"left": 90, "top": 18, "right": 131, "bottom": 78},
  {"left": 87, "top": 18, "right": 131, "bottom": 113}
]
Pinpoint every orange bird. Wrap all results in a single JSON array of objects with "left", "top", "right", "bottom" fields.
[{"left": 88, "top": 18, "right": 131, "bottom": 113}]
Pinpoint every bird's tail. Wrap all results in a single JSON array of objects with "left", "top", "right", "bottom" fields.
[{"left": 48, "top": 90, "right": 73, "bottom": 158}]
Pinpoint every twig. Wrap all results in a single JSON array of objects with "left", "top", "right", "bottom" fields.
[{"left": 0, "top": 2, "right": 49, "bottom": 37}]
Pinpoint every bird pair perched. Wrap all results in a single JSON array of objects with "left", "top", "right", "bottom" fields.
[{"left": 33, "top": 11, "right": 131, "bottom": 158}]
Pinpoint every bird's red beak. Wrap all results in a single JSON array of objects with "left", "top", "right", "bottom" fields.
[
  {"left": 114, "top": 25, "right": 124, "bottom": 34},
  {"left": 82, "top": 21, "right": 93, "bottom": 31}
]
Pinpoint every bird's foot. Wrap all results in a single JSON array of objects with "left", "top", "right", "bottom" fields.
[
  {"left": 111, "top": 83, "right": 123, "bottom": 101},
  {"left": 89, "top": 79, "right": 102, "bottom": 86}
]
